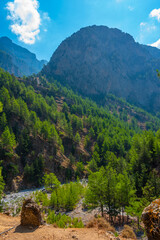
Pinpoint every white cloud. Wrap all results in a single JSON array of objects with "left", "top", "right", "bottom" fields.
[
  {"left": 149, "top": 8, "right": 160, "bottom": 22},
  {"left": 150, "top": 39, "right": 160, "bottom": 48},
  {"left": 6, "top": 0, "right": 41, "bottom": 44},
  {"left": 140, "top": 22, "right": 156, "bottom": 32},
  {"left": 140, "top": 22, "right": 146, "bottom": 27},
  {"left": 139, "top": 9, "right": 160, "bottom": 48},
  {"left": 128, "top": 6, "right": 134, "bottom": 11},
  {"left": 43, "top": 12, "right": 50, "bottom": 21}
]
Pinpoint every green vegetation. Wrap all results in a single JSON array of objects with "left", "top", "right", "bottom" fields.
[
  {"left": 84, "top": 167, "right": 135, "bottom": 222},
  {"left": 47, "top": 210, "right": 84, "bottom": 228},
  {"left": 50, "top": 181, "right": 84, "bottom": 211},
  {"left": 0, "top": 67, "right": 160, "bottom": 228},
  {"left": 35, "top": 178, "right": 84, "bottom": 212},
  {"left": 43, "top": 173, "right": 60, "bottom": 192},
  {"left": 0, "top": 167, "right": 4, "bottom": 201}
]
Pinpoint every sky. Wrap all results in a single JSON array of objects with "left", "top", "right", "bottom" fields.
[{"left": 0, "top": 0, "right": 160, "bottom": 61}]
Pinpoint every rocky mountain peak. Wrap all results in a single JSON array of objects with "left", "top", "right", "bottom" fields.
[{"left": 42, "top": 25, "right": 160, "bottom": 113}]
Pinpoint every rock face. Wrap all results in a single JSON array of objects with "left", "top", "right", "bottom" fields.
[
  {"left": 42, "top": 25, "right": 160, "bottom": 114},
  {"left": 142, "top": 199, "right": 160, "bottom": 240},
  {"left": 21, "top": 199, "right": 42, "bottom": 226},
  {"left": 0, "top": 37, "right": 47, "bottom": 76}
]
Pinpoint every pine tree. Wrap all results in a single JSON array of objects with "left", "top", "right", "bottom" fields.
[{"left": 1, "top": 126, "right": 16, "bottom": 151}]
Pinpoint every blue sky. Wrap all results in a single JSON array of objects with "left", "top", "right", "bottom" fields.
[{"left": 0, "top": 0, "right": 160, "bottom": 61}]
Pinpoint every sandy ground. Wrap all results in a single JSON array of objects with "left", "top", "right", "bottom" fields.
[
  {"left": 0, "top": 214, "right": 20, "bottom": 233},
  {"left": 1, "top": 225, "right": 115, "bottom": 240},
  {"left": 0, "top": 213, "right": 119, "bottom": 240},
  {"left": 0, "top": 213, "right": 139, "bottom": 240}
]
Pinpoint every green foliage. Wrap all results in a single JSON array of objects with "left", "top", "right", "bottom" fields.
[
  {"left": 0, "top": 67, "right": 160, "bottom": 203},
  {"left": 129, "top": 131, "right": 160, "bottom": 197},
  {"left": 24, "top": 163, "right": 34, "bottom": 182},
  {"left": 0, "top": 102, "right": 3, "bottom": 113},
  {"left": 1, "top": 126, "right": 16, "bottom": 151},
  {"left": 85, "top": 167, "right": 107, "bottom": 216},
  {"left": 74, "top": 132, "right": 81, "bottom": 144},
  {"left": 75, "top": 162, "right": 85, "bottom": 178},
  {"left": 126, "top": 198, "right": 148, "bottom": 228},
  {"left": 50, "top": 181, "right": 84, "bottom": 211},
  {"left": 0, "top": 168, "right": 5, "bottom": 201},
  {"left": 23, "top": 156, "right": 44, "bottom": 186},
  {"left": 34, "top": 191, "right": 50, "bottom": 207},
  {"left": 0, "top": 113, "right": 7, "bottom": 131},
  {"left": 43, "top": 173, "right": 60, "bottom": 192},
  {"left": 85, "top": 167, "right": 136, "bottom": 220},
  {"left": 47, "top": 210, "right": 84, "bottom": 228},
  {"left": 88, "top": 158, "right": 98, "bottom": 172}
]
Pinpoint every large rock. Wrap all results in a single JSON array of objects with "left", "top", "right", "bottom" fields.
[
  {"left": 21, "top": 199, "right": 42, "bottom": 226},
  {"left": 142, "top": 199, "right": 160, "bottom": 240}
]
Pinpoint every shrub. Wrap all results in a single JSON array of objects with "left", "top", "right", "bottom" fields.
[
  {"left": 50, "top": 181, "right": 84, "bottom": 211},
  {"left": 34, "top": 191, "right": 50, "bottom": 207},
  {"left": 87, "top": 218, "right": 115, "bottom": 233},
  {"left": 120, "top": 225, "right": 137, "bottom": 239},
  {"left": 47, "top": 210, "right": 84, "bottom": 228}
]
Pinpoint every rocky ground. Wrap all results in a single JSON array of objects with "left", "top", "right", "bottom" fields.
[{"left": 1, "top": 187, "right": 44, "bottom": 215}]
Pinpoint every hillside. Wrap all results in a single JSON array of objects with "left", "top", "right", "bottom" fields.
[
  {"left": 42, "top": 25, "right": 160, "bottom": 114},
  {"left": 0, "top": 37, "right": 47, "bottom": 76},
  {"left": 0, "top": 68, "right": 160, "bottom": 239},
  {"left": 0, "top": 68, "right": 160, "bottom": 197}
]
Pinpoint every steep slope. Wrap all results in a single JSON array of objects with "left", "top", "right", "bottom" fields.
[
  {"left": 42, "top": 25, "right": 160, "bottom": 113},
  {"left": 0, "top": 37, "right": 47, "bottom": 76},
  {"left": 1, "top": 68, "right": 160, "bottom": 195}
]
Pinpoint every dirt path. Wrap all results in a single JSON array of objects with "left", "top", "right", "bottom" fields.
[
  {"left": 0, "top": 214, "right": 19, "bottom": 233},
  {"left": 1, "top": 225, "right": 115, "bottom": 240}
]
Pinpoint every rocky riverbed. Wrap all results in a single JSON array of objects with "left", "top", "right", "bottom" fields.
[{"left": 1, "top": 187, "right": 45, "bottom": 215}]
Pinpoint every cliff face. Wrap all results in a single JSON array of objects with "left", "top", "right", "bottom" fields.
[
  {"left": 0, "top": 37, "right": 47, "bottom": 76},
  {"left": 42, "top": 25, "right": 160, "bottom": 113}
]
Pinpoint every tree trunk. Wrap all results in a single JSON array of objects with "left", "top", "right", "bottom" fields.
[
  {"left": 137, "top": 216, "right": 140, "bottom": 229},
  {"left": 101, "top": 204, "right": 104, "bottom": 217}
]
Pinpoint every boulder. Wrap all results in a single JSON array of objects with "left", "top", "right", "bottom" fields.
[
  {"left": 142, "top": 199, "right": 160, "bottom": 240},
  {"left": 21, "top": 199, "right": 42, "bottom": 226}
]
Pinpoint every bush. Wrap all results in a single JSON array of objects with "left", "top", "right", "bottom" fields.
[
  {"left": 47, "top": 210, "right": 84, "bottom": 228},
  {"left": 87, "top": 218, "right": 115, "bottom": 233},
  {"left": 50, "top": 181, "right": 84, "bottom": 211},
  {"left": 120, "top": 225, "right": 137, "bottom": 239},
  {"left": 34, "top": 191, "right": 50, "bottom": 207}
]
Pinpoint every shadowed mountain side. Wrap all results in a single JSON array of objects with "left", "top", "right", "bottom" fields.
[{"left": 0, "top": 37, "right": 47, "bottom": 77}]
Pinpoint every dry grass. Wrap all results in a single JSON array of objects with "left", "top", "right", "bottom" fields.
[
  {"left": 120, "top": 225, "right": 137, "bottom": 239},
  {"left": 86, "top": 217, "right": 115, "bottom": 233}
]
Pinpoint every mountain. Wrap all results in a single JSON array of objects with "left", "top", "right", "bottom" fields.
[
  {"left": 42, "top": 25, "right": 160, "bottom": 114},
  {"left": 0, "top": 50, "right": 20, "bottom": 76},
  {"left": 0, "top": 37, "right": 47, "bottom": 76}
]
